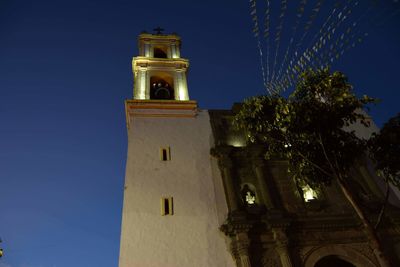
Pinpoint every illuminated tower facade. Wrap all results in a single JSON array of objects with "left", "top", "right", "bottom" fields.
[
  {"left": 132, "top": 31, "right": 189, "bottom": 101},
  {"left": 119, "top": 30, "right": 400, "bottom": 267},
  {"left": 118, "top": 31, "right": 235, "bottom": 267}
]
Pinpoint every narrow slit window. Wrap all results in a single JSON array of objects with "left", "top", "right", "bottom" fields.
[
  {"left": 164, "top": 199, "right": 170, "bottom": 214},
  {"left": 162, "top": 149, "right": 167, "bottom": 161},
  {"left": 160, "top": 147, "right": 171, "bottom": 161},
  {"left": 161, "top": 197, "right": 173, "bottom": 216}
]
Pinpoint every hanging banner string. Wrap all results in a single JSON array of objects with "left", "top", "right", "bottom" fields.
[
  {"left": 291, "top": 0, "right": 325, "bottom": 60},
  {"left": 275, "top": 0, "right": 400, "bottom": 93},
  {"left": 270, "top": 0, "right": 288, "bottom": 89},
  {"left": 270, "top": 0, "right": 345, "bottom": 93},
  {"left": 248, "top": 0, "right": 400, "bottom": 94},
  {"left": 263, "top": 0, "right": 271, "bottom": 88},
  {"left": 310, "top": 0, "right": 383, "bottom": 71},
  {"left": 286, "top": 0, "right": 349, "bottom": 76},
  {"left": 277, "top": 0, "right": 357, "bottom": 92},
  {"left": 249, "top": 0, "right": 271, "bottom": 94},
  {"left": 273, "top": 0, "right": 308, "bottom": 90},
  {"left": 323, "top": 3, "right": 400, "bottom": 67},
  {"left": 321, "top": 5, "right": 373, "bottom": 66},
  {"left": 306, "top": 0, "right": 343, "bottom": 52},
  {"left": 275, "top": 0, "right": 326, "bottom": 88}
]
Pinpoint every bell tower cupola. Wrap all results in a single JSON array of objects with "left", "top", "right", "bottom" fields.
[
  {"left": 133, "top": 28, "right": 190, "bottom": 101},
  {"left": 125, "top": 29, "right": 197, "bottom": 127}
]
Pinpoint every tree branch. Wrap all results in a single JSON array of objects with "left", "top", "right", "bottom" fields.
[
  {"left": 297, "top": 151, "right": 335, "bottom": 179},
  {"left": 317, "top": 133, "right": 338, "bottom": 177}
]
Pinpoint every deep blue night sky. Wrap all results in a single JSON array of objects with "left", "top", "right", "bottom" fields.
[{"left": 0, "top": 0, "right": 399, "bottom": 266}]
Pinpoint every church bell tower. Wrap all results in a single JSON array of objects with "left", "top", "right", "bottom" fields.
[
  {"left": 133, "top": 28, "right": 190, "bottom": 101},
  {"left": 118, "top": 30, "right": 234, "bottom": 267},
  {"left": 124, "top": 29, "right": 198, "bottom": 120}
]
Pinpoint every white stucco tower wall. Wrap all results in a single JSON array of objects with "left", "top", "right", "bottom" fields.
[
  {"left": 118, "top": 31, "right": 235, "bottom": 267},
  {"left": 119, "top": 107, "right": 234, "bottom": 267}
]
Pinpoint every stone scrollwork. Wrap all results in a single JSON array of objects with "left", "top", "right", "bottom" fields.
[
  {"left": 272, "top": 228, "right": 289, "bottom": 247},
  {"left": 262, "top": 248, "right": 282, "bottom": 267},
  {"left": 271, "top": 228, "right": 293, "bottom": 267},
  {"left": 227, "top": 231, "right": 253, "bottom": 267}
]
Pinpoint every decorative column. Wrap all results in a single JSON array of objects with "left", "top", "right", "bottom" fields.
[
  {"left": 180, "top": 71, "right": 189, "bottom": 100},
  {"left": 272, "top": 228, "right": 293, "bottom": 267},
  {"left": 236, "top": 232, "right": 252, "bottom": 267},
  {"left": 219, "top": 155, "right": 239, "bottom": 212},
  {"left": 171, "top": 43, "right": 178, "bottom": 58},
  {"left": 144, "top": 42, "right": 151, "bottom": 57},
  {"left": 135, "top": 68, "right": 148, "bottom": 100},
  {"left": 144, "top": 70, "right": 150, "bottom": 99},
  {"left": 174, "top": 71, "right": 182, "bottom": 100},
  {"left": 229, "top": 240, "right": 242, "bottom": 267},
  {"left": 133, "top": 70, "right": 139, "bottom": 99},
  {"left": 253, "top": 158, "right": 274, "bottom": 209},
  {"left": 174, "top": 70, "right": 189, "bottom": 101},
  {"left": 211, "top": 145, "right": 240, "bottom": 212},
  {"left": 173, "top": 42, "right": 180, "bottom": 58}
]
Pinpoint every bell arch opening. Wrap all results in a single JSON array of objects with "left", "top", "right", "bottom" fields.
[
  {"left": 153, "top": 46, "right": 168, "bottom": 58},
  {"left": 150, "top": 73, "right": 174, "bottom": 100},
  {"left": 314, "top": 255, "right": 356, "bottom": 267}
]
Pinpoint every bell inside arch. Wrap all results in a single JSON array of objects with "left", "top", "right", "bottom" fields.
[{"left": 150, "top": 78, "right": 174, "bottom": 100}]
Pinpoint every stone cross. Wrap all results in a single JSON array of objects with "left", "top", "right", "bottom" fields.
[{"left": 153, "top": 27, "right": 165, "bottom": 35}]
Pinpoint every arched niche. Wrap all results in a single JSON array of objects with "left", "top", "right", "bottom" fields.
[
  {"left": 150, "top": 72, "right": 174, "bottom": 100},
  {"left": 240, "top": 183, "right": 258, "bottom": 206},
  {"left": 303, "top": 245, "right": 377, "bottom": 267}
]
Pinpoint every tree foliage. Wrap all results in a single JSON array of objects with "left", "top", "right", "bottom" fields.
[
  {"left": 234, "top": 68, "right": 396, "bottom": 266},
  {"left": 234, "top": 68, "right": 376, "bottom": 188},
  {"left": 369, "top": 113, "right": 400, "bottom": 188}
]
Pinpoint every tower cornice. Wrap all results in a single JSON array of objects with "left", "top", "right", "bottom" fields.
[
  {"left": 138, "top": 33, "right": 181, "bottom": 42},
  {"left": 132, "top": 57, "right": 189, "bottom": 71},
  {"left": 125, "top": 99, "right": 198, "bottom": 128}
]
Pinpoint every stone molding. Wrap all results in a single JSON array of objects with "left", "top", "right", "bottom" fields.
[
  {"left": 125, "top": 99, "right": 198, "bottom": 128},
  {"left": 132, "top": 57, "right": 189, "bottom": 71},
  {"left": 220, "top": 211, "right": 253, "bottom": 237}
]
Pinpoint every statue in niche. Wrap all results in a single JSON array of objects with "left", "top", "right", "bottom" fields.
[{"left": 241, "top": 184, "right": 256, "bottom": 205}]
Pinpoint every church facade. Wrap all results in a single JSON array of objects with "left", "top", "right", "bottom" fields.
[{"left": 118, "top": 31, "right": 400, "bottom": 267}]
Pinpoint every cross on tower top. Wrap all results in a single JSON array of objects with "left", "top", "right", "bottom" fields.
[{"left": 153, "top": 27, "right": 165, "bottom": 35}]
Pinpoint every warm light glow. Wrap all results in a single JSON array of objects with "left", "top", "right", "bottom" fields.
[
  {"left": 245, "top": 191, "right": 256, "bottom": 204},
  {"left": 231, "top": 141, "right": 244, "bottom": 147},
  {"left": 144, "top": 44, "right": 150, "bottom": 57},
  {"left": 228, "top": 137, "right": 245, "bottom": 147},
  {"left": 171, "top": 45, "right": 180, "bottom": 58},
  {"left": 179, "top": 86, "right": 187, "bottom": 100},
  {"left": 171, "top": 49, "right": 179, "bottom": 59},
  {"left": 302, "top": 185, "right": 317, "bottom": 202},
  {"left": 176, "top": 75, "right": 189, "bottom": 100}
]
